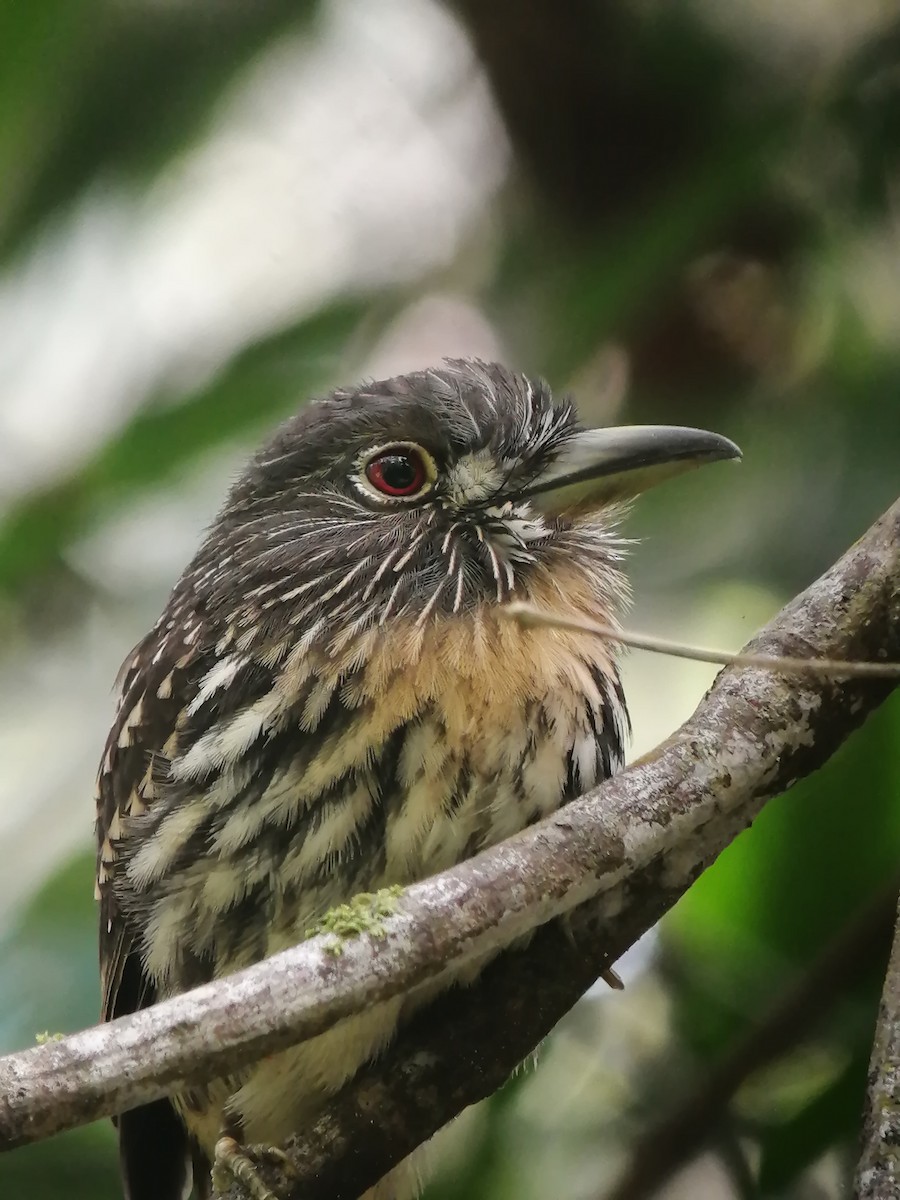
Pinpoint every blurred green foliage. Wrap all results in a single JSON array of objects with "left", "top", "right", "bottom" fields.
[
  {"left": 0, "top": 1, "right": 315, "bottom": 257},
  {"left": 1, "top": 1, "right": 899, "bottom": 1198},
  {"left": 0, "top": 299, "right": 376, "bottom": 591}
]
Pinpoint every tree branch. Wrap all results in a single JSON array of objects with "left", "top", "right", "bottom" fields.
[
  {"left": 0, "top": 499, "right": 897, "bottom": 1200},
  {"left": 608, "top": 880, "right": 898, "bottom": 1200},
  {"left": 855, "top": 886, "right": 900, "bottom": 1199}
]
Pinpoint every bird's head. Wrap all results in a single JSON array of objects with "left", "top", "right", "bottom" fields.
[{"left": 177, "top": 360, "right": 739, "bottom": 651}]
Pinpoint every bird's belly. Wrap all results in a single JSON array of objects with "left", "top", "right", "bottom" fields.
[
  {"left": 177, "top": 999, "right": 407, "bottom": 1154},
  {"left": 172, "top": 687, "right": 608, "bottom": 1160}
]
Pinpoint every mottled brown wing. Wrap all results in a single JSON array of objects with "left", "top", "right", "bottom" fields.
[
  {"left": 96, "top": 641, "right": 146, "bottom": 1026},
  {"left": 94, "top": 629, "right": 204, "bottom": 1200}
]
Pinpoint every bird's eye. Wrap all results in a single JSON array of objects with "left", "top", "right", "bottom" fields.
[{"left": 363, "top": 445, "right": 432, "bottom": 500}]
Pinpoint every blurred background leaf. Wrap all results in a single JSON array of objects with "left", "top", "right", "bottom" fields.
[
  {"left": 0, "top": 1, "right": 317, "bottom": 257},
  {"left": 1, "top": 1, "right": 899, "bottom": 1198},
  {"left": 0, "top": 296, "right": 378, "bottom": 593}
]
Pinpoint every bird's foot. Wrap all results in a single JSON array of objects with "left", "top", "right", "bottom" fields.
[{"left": 212, "top": 1136, "right": 295, "bottom": 1200}]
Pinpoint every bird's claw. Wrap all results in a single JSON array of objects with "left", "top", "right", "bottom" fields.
[{"left": 212, "top": 1136, "right": 295, "bottom": 1200}]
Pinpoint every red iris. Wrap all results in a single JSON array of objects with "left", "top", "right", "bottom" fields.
[{"left": 365, "top": 448, "right": 428, "bottom": 497}]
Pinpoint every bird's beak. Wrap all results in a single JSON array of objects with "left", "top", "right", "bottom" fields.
[{"left": 521, "top": 425, "right": 742, "bottom": 515}]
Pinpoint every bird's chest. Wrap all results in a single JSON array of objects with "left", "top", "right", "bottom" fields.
[
  {"left": 338, "top": 616, "right": 622, "bottom": 884},
  {"left": 137, "top": 617, "right": 623, "bottom": 988},
  {"left": 377, "top": 690, "right": 586, "bottom": 881}
]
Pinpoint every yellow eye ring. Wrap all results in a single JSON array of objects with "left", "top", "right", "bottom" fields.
[{"left": 358, "top": 442, "right": 437, "bottom": 501}]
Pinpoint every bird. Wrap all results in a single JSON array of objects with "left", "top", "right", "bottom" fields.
[{"left": 94, "top": 359, "right": 740, "bottom": 1200}]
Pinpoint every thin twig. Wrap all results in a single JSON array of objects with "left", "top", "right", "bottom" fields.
[
  {"left": 855, "top": 889, "right": 900, "bottom": 1199},
  {"left": 503, "top": 602, "right": 900, "bottom": 679}
]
